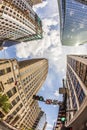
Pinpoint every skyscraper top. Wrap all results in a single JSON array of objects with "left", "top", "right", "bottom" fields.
[
  {"left": 0, "top": 58, "right": 48, "bottom": 130},
  {"left": 0, "top": 0, "right": 43, "bottom": 48},
  {"left": 58, "top": 0, "right": 87, "bottom": 46},
  {"left": 18, "top": 58, "right": 47, "bottom": 68}
]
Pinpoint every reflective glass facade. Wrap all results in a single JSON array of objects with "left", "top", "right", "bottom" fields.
[
  {"left": 75, "top": 0, "right": 87, "bottom": 5},
  {"left": 58, "top": 0, "right": 87, "bottom": 45}
]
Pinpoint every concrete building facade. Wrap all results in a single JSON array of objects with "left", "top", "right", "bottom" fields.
[
  {"left": 32, "top": 0, "right": 42, "bottom": 5},
  {"left": 0, "top": 0, "right": 42, "bottom": 48},
  {"left": 66, "top": 55, "right": 87, "bottom": 130},
  {"left": 0, "top": 58, "right": 48, "bottom": 130},
  {"left": 33, "top": 111, "right": 47, "bottom": 130},
  {"left": 58, "top": 0, "right": 87, "bottom": 46}
]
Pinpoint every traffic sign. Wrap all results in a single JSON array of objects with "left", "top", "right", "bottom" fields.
[{"left": 52, "top": 100, "right": 58, "bottom": 105}]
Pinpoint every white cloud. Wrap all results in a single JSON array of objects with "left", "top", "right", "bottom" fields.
[
  {"left": 71, "top": 28, "right": 75, "bottom": 32},
  {"left": 46, "top": 123, "right": 53, "bottom": 130},
  {"left": 33, "top": 1, "right": 48, "bottom": 11},
  {"left": 79, "top": 23, "right": 84, "bottom": 29},
  {"left": 82, "top": 5, "right": 85, "bottom": 9},
  {"left": 53, "top": 105, "right": 58, "bottom": 108},
  {"left": 43, "top": 18, "right": 58, "bottom": 27},
  {"left": 54, "top": 90, "right": 59, "bottom": 97},
  {"left": 40, "top": 86, "right": 45, "bottom": 92}
]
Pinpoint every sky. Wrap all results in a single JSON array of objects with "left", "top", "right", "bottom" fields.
[{"left": 0, "top": 0, "right": 87, "bottom": 130}]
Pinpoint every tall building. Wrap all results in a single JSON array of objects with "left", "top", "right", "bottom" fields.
[
  {"left": 54, "top": 91, "right": 67, "bottom": 130},
  {"left": 58, "top": 0, "right": 87, "bottom": 46},
  {"left": 32, "top": 111, "right": 47, "bottom": 130},
  {"left": 54, "top": 107, "right": 62, "bottom": 130},
  {"left": 0, "top": 0, "right": 42, "bottom": 48},
  {"left": 0, "top": 58, "right": 48, "bottom": 130},
  {"left": 66, "top": 55, "right": 87, "bottom": 130}
]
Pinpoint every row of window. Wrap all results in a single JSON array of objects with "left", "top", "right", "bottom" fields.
[
  {"left": 67, "top": 65, "right": 86, "bottom": 105},
  {"left": 5, "top": 103, "right": 23, "bottom": 124},
  {"left": 4, "top": 3, "right": 38, "bottom": 28},
  {"left": 12, "top": 96, "right": 20, "bottom": 106},
  {"left": 7, "top": 87, "right": 17, "bottom": 98},
  {"left": 67, "top": 74, "right": 77, "bottom": 109},
  {"left": 25, "top": 66, "right": 48, "bottom": 100},
  {"left": 0, "top": 4, "right": 36, "bottom": 40},
  {"left": 67, "top": 57, "right": 87, "bottom": 87},
  {"left": 0, "top": 18, "right": 30, "bottom": 37},
  {"left": 0, "top": 67, "right": 11, "bottom": 76},
  {"left": 0, "top": 61, "right": 9, "bottom": 65}
]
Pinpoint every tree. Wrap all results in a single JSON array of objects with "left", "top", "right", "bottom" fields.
[{"left": 0, "top": 94, "right": 11, "bottom": 113}]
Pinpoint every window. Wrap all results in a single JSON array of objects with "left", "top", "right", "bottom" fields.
[
  {"left": 12, "top": 87, "right": 17, "bottom": 94},
  {"left": 10, "top": 10, "right": 12, "bottom": 12},
  {"left": 84, "top": 70, "right": 87, "bottom": 87},
  {"left": 7, "top": 78, "right": 14, "bottom": 84},
  {"left": 0, "top": 69, "right": 5, "bottom": 76},
  {"left": 16, "top": 106, "right": 20, "bottom": 112},
  {"left": 0, "top": 111, "right": 4, "bottom": 118},
  {"left": 0, "top": 82, "right": 4, "bottom": 92},
  {"left": 20, "top": 103, "right": 23, "bottom": 108},
  {"left": 12, "top": 100, "right": 16, "bottom": 106},
  {"left": 9, "top": 104, "right": 13, "bottom": 110},
  {"left": 16, "top": 96, "right": 20, "bottom": 102},
  {"left": 78, "top": 89, "right": 85, "bottom": 105},
  {"left": 6, "top": 67, "right": 11, "bottom": 73},
  {"left": 76, "top": 82, "right": 81, "bottom": 94},
  {"left": 6, "top": 8, "right": 8, "bottom": 11},
  {"left": 7, "top": 90, "right": 13, "bottom": 98}
]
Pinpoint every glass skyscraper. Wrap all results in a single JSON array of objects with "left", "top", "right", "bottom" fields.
[{"left": 58, "top": 0, "right": 87, "bottom": 46}]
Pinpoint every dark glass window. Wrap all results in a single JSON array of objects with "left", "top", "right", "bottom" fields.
[
  {"left": 7, "top": 78, "right": 14, "bottom": 84},
  {"left": 7, "top": 90, "right": 13, "bottom": 98},
  {"left": 12, "top": 100, "right": 16, "bottom": 106},
  {"left": 0, "top": 82, "right": 4, "bottom": 92},
  {"left": 0, "top": 111, "right": 4, "bottom": 118},
  {"left": 76, "top": 82, "right": 81, "bottom": 94},
  {"left": 12, "top": 111, "right": 17, "bottom": 115},
  {"left": 16, "top": 96, "right": 20, "bottom": 102},
  {"left": 0, "top": 69, "right": 5, "bottom": 76},
  {"left": 16, "top": 107, "right": 20, "bottom": 112},
  {"left": 20, "top": 103, "right": 23, "bottom": 108},
  {"left": 6, "top": 67, "right": 11, "bottom": 73},
  {"left": 78, "top": 89, "right": 85, "bottom": 105},
  {"left": 84, "top": 70, "right": 87, "bottom": 87},
  {"left": 12, "top": 87, "right": 17, "bottom": 94}
]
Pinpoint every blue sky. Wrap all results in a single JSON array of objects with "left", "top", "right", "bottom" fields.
[{"left": 0, "top": 0, "right": 87, "bottom": 129}]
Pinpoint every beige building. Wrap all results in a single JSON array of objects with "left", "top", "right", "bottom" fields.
[
  {"left": 66, "top": 55, "right": 87, "bottom": 130},
  {"left": 32, "top": 0, "right": 42, "bottom": 5},
  {"left": 0, "top": 58, "right": 48, "bottom": 130},
  {"left": 0, "top": 0, "right": 42, "bottom": 48}
]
